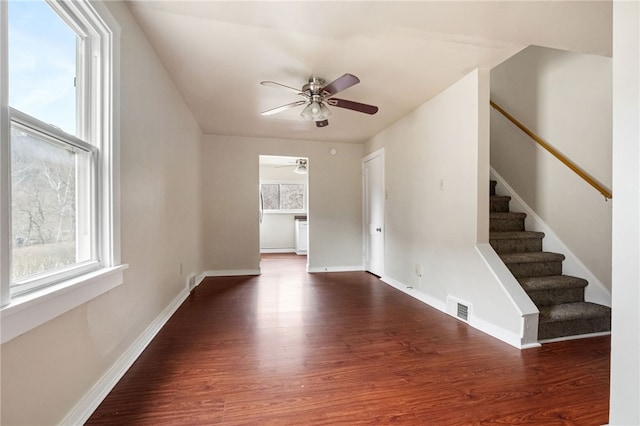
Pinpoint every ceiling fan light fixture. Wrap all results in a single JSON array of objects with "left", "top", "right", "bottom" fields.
[
  {"left": 319, "top": 102, "right": 331, "bottom": 119},
  {"left": 293, "top": 159, "right": 308, "bottom": 174},
  {"left": 301, "top": 95, "right": 331, "bottom": 121}
]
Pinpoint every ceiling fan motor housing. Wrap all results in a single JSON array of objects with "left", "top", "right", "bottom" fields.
[{"left": 302, "top": 77, "right": 326, "bottom": 95}]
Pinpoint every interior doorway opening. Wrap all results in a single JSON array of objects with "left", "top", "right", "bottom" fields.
[{"left": 259, "top": 155, "right": 309, "bottom": 270}]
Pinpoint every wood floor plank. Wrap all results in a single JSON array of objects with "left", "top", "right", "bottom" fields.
[{"left": 86, "top": 254, "right": 609, "bottom": 425}]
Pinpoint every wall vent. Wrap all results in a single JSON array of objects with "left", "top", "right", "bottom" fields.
[
  {"left": 446, "top": 296, "right": 472, "bottom": 323},
  {"left": 457, "top": 303, "right": 469, "bottom": 322}
]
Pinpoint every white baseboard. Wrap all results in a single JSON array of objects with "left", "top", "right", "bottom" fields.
[
  {"left": 380, "top": 275, "right": 532, "bottom": 349},
  {"left": 470, "top": 313, "right": 536, "bottom": 349},
  {"left": 62, "top": 288, "right": 190, "bottom": 425},
  {"left": 307, "top": 265, "right": 364, "bottom": 273},
  {"left": 260, "top": 248, "right": 295, "bottom": 254},
  {"left": 539, "top": 331, "right": 611, "bottom": 344},
  {"left": 380, "top": 275, "right": 447, "bottom": 312},
  {"left": 202, "top": 269, "right": 260, "bottom": 277}
]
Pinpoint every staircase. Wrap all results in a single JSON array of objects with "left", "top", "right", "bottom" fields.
[{"left": 489, "top": 180, "right": 611, "bottom": 341}]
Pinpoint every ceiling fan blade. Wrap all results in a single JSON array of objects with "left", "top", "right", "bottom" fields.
[
  {"left": 316, "top": 119, "right": 329, "bottom": 128},
  {"left": 321, "top": 74, "right": 360, "bottom": 97},
  {"left": 261, "top": 100, "right": 307, "bottom": 116},
  {"left": 260, "top": 81, "right": 305, "bottom": 96},
  {"left": 326, "top": 98, "right": 378, "bottom": 115}
]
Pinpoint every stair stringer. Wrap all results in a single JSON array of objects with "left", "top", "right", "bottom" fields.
[
  {"left": 490, "top": 167, "right": 611, "bottom": 307},
  {"left": 476, "top": 243, "right": 540, "bottom": 348}
]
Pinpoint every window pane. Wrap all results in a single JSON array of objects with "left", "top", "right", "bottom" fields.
[
  {"left": 8, "top": 0, "right": 77, "bottom": 135},
  {"left": 280, "top": 184, "right": 304, "bottom": 210},
  {"left": 262, "top": 184, "right": 280, "bottom": 210},
  {"left": 10, "top": 125, "right": 90, "bottom": 282}
]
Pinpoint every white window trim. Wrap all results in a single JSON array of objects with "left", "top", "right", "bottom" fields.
[
  {"left": 1, "top": 0, "right": 11, "bottom": 307},
  {"left": 1, "top": 265, "right": 126, "bottom": 344},
  {"left": 0, "top": 0, "right": 125, "bottom": 344}
]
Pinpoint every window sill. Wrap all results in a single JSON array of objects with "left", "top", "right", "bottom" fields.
[
  {"left": 1, "top": 264, "right": 128, "bottom": 344},
  {"left": 263, "top": 211, "right": 307, "bottom": 215}
]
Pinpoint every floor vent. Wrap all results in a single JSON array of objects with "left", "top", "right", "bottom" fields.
[{"left": 457, "top": 303, "right": 469, "bottom": 322}]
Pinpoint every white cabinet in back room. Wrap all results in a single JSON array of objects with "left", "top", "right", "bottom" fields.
[{"left": 295, "top": 218, "right": 307, "bottom": 255}]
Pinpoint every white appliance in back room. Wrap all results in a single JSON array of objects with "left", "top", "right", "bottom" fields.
[{"left": 295, "top": 216, "right": 307, "bottom": 255}]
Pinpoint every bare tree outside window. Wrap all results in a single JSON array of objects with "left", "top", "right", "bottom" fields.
[
  {"left": 280, "top": 184, "right": 304, "bottom": 210},
  {"left": 11, "top": 127, "right": 77, "bottom": 279},
  {"left": 261, "top": 184, "right": 280, "bottom": 210}
]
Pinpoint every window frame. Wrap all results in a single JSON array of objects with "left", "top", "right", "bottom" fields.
[
  {"left": 0, "top": 0, "right": 125, "bottom": 344},
  {"left": 9, "top": 108, "right": 99, "bottom": 295}
]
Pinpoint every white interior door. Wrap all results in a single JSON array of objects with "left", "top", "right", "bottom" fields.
[{"left": 363, "top": 150, "right": 384, "bottom": 276}]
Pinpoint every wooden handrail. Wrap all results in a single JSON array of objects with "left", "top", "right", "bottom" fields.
[{"left": 490, "top": 100, "right": 612, "bottom": 200}]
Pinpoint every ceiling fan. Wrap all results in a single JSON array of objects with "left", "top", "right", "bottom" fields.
[
  {"left": 260, "top": 73, "right": 378, "bottom": 128},
  {"left": 275, "top": 158, "right": 308, "bottom": 174}
]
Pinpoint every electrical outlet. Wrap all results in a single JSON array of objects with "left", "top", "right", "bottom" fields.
[{"left": 415, "top": 263, "right": 423, "bottom": 277}]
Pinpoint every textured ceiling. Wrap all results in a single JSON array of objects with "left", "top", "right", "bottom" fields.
[{"left": 127, "top": 1, "right": 611, "bottom": 144}]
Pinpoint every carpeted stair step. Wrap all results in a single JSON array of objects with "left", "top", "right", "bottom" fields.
[
  {"left": 538, "top": 302, "right": 611, "bottom": 340},
  {"left": 488, "top": 179, "right": 610, "bottom": 341},
  {"left": 500, "top": 252, "right": 565, "bottom": 277},
  {"left": 490, "top": 231, "right": 545, "bottom": 254},
  {"left": 490, "top": 212, "right": 526, "bottom": 232},
  {"left": 518, "top": 275, "right": 587, "bottom": 306},
  {"left": 490, "top": 180, "right": 497, "bottom": 196},
  {"left": 490, "top": 195, "right": 512, "bottom": 212}
]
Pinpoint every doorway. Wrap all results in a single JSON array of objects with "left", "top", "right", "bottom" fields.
[
  {"left": 363, "top": 149, "right": 384, "bottom": 276},
  {"left": 259, "top": 155, "right": 309, "bottom": 269}
]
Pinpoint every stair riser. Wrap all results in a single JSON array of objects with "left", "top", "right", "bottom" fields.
[
  {"left": 505, "top": 261, "right": 563, "bottom": 278},
  {"left": 490, "top": 218, "right": 525, "bottom": 232},
  {"left": 490, "top": 200, "right": 510, "bottom": 213},
  {"left": 490, "top": 238, "right": 542, "bottom": 254},
  {"left": 538, "top": 317, "right": 611, "bottom": 340},
  {"left": 528, "top": 288, "right": 585, "bottom": 307}
]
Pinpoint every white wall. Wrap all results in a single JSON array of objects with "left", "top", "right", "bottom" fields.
[
  {"left": 202, "top": 135, "right": 363, "bottom": 273},
  {"left": 490, "top": 45, "right": 612, "bottom": 291},
  {"left": 0, "top": 2, "right": 204, "bottom": 424},
  {"left": 259, "top": 163, "right": 306, "bottom": 252},
  {"left": 260, "top": 213, "right": 297, "bottom": 252},
  {"left": 364, "top": 69, "right": 526, "bottom": 346},
  {"left": 609, "top": 1, "right": 640, "bottom": 424}
]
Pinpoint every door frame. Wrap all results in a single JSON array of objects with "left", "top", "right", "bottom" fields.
[{"left": 362, "top": 148, "right": 385, "bottom": 276}]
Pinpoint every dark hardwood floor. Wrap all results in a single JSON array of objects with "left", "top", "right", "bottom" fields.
[{"left": 87, "top": 254, "right": 610, "bottom": 425}]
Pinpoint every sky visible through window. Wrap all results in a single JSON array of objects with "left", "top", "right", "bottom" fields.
[{"left": 8, "top": 0, "right": 77, "bottom": 135}]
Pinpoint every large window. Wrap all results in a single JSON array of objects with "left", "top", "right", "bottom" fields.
[
  {"left": 0, "top": 0, "right": 122, "bottom": 342},
  {"left": 7, "top": 0, "right": 101, "bottom": 295}
]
